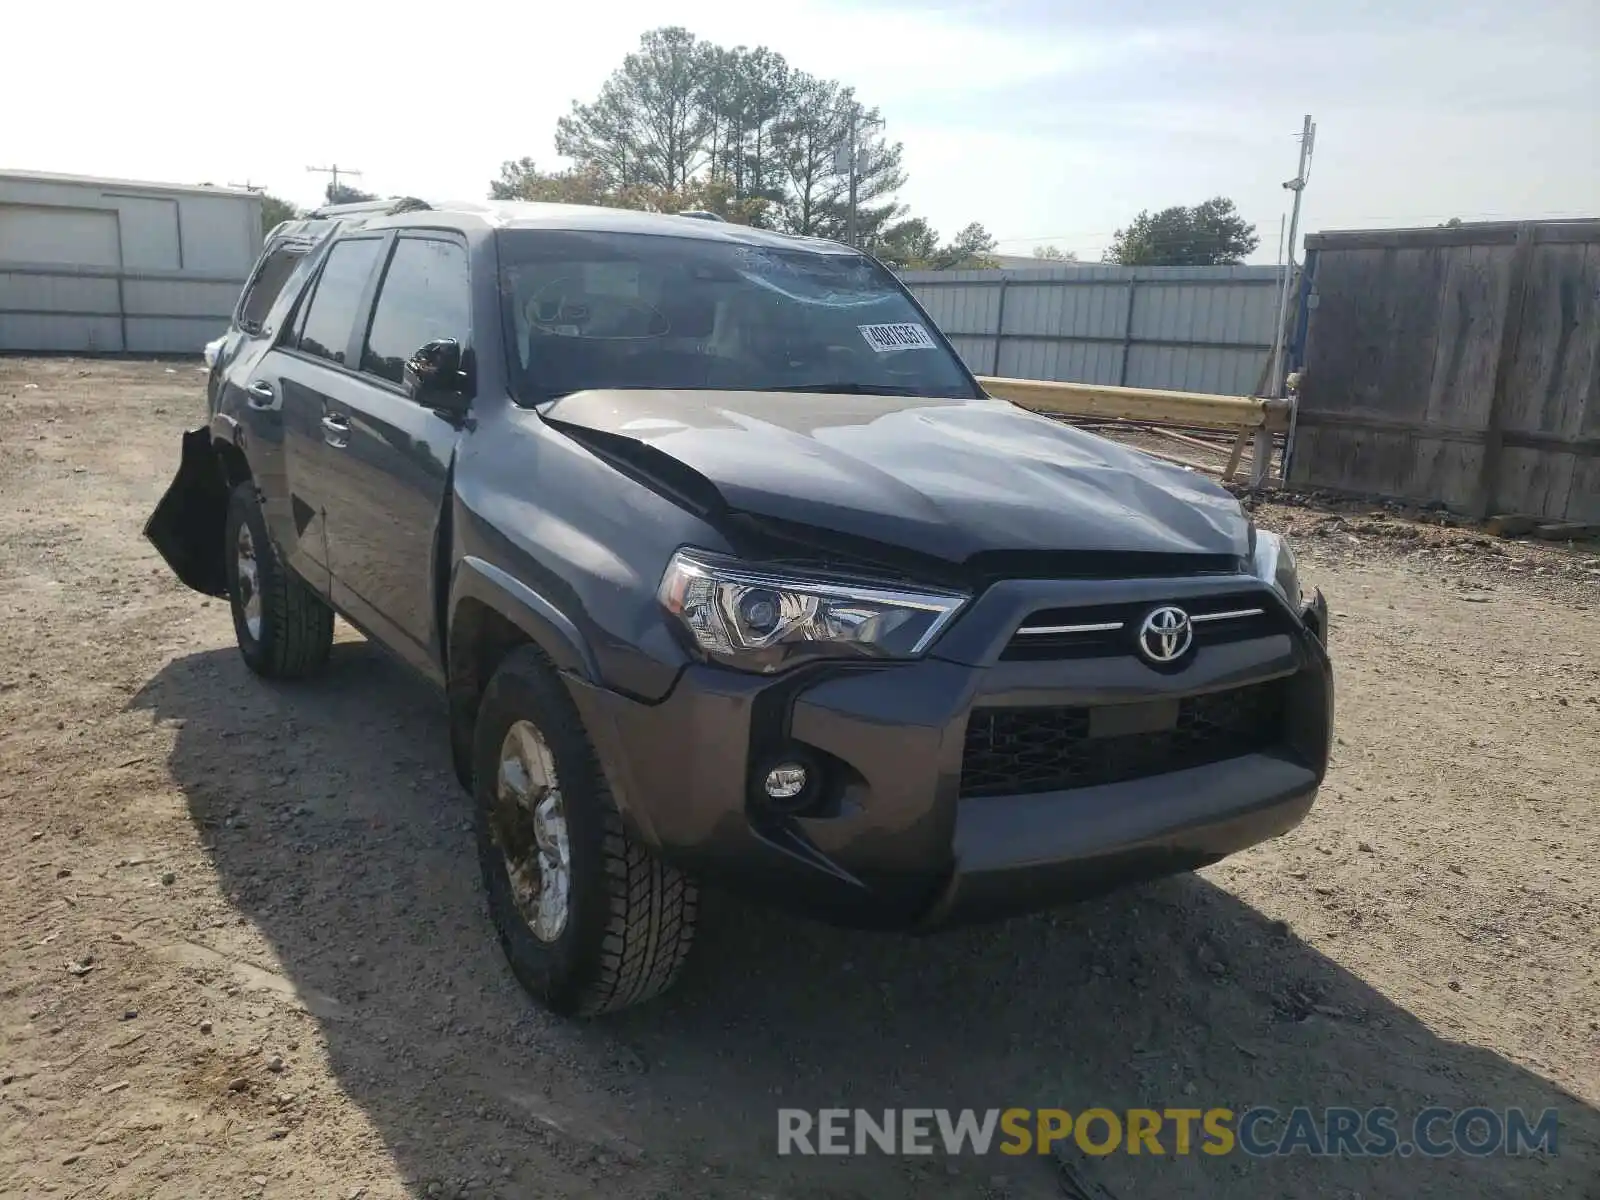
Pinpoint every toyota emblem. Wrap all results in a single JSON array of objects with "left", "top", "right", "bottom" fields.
[{"left": 1137, "top": 605, "right": 1193, "bottom": 664}]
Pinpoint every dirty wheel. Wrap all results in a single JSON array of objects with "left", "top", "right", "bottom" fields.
[
  {"left": 224, "top": 482, "right": 333, "bottom": 678},
  {"left": 473, "top": 646, "right": 697, "bottom": 1016}
]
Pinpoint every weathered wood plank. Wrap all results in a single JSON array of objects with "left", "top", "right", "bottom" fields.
[
  {"left": 1423, "top": 242, "right": 1513, "bottom": 429},
  {"left": 1517, "top": 243, "right": 1600, "bottom": 442},
  {"left": 1307, "top": 225, "right": 1523, "bottom": 251},
  {"left": 1290, "top": 425, "right": 1487, "bottom": 509},
  {"left": 1296, "top": 248, "right": 1364, "bottom": 417},
  {"left": 979, "top": 376, "right": 1286, "bottom": 430},
  {"left": 1474, "top": 223, "right": 1539, "bottom": 517},
  {"left": 1563, "top": 455, "right": 1600, "bottom": 522},
  {"left": 1494, "top": 448, "right": 1578, "bottom": 520},
  {"left": 1305, "top": 220, "right": 1600, "bottom": 252},
  {"left": 1385, "top": 247, "right": 1450, "bottom": 423}
]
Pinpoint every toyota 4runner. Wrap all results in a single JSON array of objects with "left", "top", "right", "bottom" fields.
[{"left": 146, "top": 197, "right": 1333, "bottom": 1016}]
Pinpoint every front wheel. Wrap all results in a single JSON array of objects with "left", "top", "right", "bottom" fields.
[
  {"left": 473, "top": 646, "right": 698, "bottom": 1016},
  {"left": 223, "top": 482, "right": 334, "bottom": 678}
]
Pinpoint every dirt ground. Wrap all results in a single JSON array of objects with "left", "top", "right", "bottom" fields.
[{"left": 1, "top": 358, "right": 1596, "bottom": 1200}]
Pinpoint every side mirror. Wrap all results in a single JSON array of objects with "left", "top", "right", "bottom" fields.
[{"left": 403, "top": 339, "right": 471, "bottom": 416}]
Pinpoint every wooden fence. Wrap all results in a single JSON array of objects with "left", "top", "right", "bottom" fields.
[{"left": 1289, "top": 220, "right": 1600, "bottom": 521}]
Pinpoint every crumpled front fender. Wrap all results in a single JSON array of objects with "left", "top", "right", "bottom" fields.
[{"left": 144, "top": 427, "right": 230, "bottom": 597}]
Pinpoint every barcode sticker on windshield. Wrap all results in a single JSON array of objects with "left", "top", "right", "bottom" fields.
[{"left": 859, "top": 323, "right": 937, "bottom": 352}]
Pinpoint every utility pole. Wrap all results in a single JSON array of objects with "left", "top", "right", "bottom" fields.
[
  {"left": 846, "top": 107, "right": 858, "bottom": 248},
  {"left": 1266, "top": 116, "right": 1314, "bottom": 399},
  {"left": 837, "top": 105, "right": 883, "bottom": 248},
  {"left": 307, "top": 164, "right": 363, "bottom": 203},
  {"left": 1256, "top": 114, "right": 1314, "bottom": 489}
]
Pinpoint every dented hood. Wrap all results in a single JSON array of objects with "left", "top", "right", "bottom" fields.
[{"left": 541, "top": 389, "right": 1250, "bottom": 564}]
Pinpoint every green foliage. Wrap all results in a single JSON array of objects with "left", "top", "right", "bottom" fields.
[
  {"left": 1032, "top": 244, "right": 1077, "bottom": 262},
  {"left": 490, "top": 159, "right": 616, "bottom": 206},
  {"left": 871, "top": 217, "right": 940, "bottom": 268},
  {"left": 260, "top": 194, "right": 299, "bottom": 238},
  {"left": 929, "top": 222, "right": 999, "bottom": 270},
  {"left": 500, "top": 27, "right": 978, "bottom": 248},
  {"left": 556, "top": 27, "right": 713, "bottom": 191},
  {"left": 1107, "top": 197, "right": 1259, "bottom": 266},
  {"left": 489, "top": 158, "right": 769, "bottom": 225},
  {"left": 324, "top": 181, "right": 377, "bottom": 206}
]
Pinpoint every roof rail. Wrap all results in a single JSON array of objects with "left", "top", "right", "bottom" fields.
[
  {"left": 676, "top": 210, "right": 725, "bottom": 222},
  {"left": 307, "top": 196, "right": 433, "bottom": 218}
]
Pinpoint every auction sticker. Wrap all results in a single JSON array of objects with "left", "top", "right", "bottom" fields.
[{"left": 859, "top": 323, "right": 937, "bottom": 351}]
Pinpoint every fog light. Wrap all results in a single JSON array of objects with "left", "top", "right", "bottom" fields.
[{"left": 763, "top": 763, "right": 808, "bottom": 801}]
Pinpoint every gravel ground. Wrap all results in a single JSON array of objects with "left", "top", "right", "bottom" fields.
[{"left": 1, "top": 358, "right": 1596, "bottom": 1200}]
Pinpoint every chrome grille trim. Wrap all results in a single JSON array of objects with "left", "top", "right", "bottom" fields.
[
  {"left": 1188, "top": 607, "right": 1266, "bottom": 624},
  {"left": 1012, "top": 620, "right": 1125, "bottom": 636}
]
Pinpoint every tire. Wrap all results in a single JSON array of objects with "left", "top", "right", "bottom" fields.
[
  {"left": 223, "top": 481, "right": 334, "bottom": 679},
  {"left": 473, "top": 646, "right": 697, "bottom": 1016}
]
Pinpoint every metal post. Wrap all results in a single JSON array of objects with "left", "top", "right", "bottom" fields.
[
  {"left": 1250, "top": 427, "right": 1273, "bottom": 488},
  {"left": 1116, "top": 280, "right": 1138, "bottom": 386},
  {"left": 991, "top": 275, "right": 1010, "bottom": 375}
]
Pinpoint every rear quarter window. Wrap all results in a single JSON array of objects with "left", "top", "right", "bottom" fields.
[{"left": 235, "top": 244, "right": 304, "bottom": 334}]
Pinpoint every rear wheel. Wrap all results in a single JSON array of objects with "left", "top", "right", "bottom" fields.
[
  {"left": 473, "top": 646, "right": 697, "bottom": 1015},
  {"left": 224, "top": 482, "right": 333, "bottom": 678}
]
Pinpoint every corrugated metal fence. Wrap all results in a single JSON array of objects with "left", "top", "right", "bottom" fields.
[{"left": 900, "top": 265, "right": 1284, "bottom": 397}]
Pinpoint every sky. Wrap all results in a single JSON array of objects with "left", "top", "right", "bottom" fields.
[{"left": 5, "top": 0, "right": 1595, "bottom": 262}]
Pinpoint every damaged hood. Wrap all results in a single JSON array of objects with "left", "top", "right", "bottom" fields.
[{"left": 541, "top": 389, "right": 1250, "bottom": 564}]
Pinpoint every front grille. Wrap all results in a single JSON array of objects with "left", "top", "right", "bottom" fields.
[
  {"left": 1001, "top": 591, "right": 1288, "bottom": 661},
  {"left": 960, "top": 679, "right": 1287, "bottom": 798}
]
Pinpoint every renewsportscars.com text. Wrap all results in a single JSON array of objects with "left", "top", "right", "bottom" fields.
[{"left": 777, "top": 1106, "right": 1560, "bottom": 1158}]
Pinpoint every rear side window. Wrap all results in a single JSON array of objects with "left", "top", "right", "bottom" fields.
[
  {"left": 295, "top": 238, "right": 383, "bottom": 365},
  {"left": 360, "top": 238, "right": 471, "bottom": 385},
  {"left": 236, "top": 244, "right": 303, "bottom": 334}
]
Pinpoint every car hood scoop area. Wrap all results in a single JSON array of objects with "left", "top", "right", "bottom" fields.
[{"left": 542, "top": 388, "right": 1251, "bottom": 567}]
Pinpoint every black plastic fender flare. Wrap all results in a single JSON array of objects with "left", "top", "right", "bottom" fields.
[{"left": 447, "top": 555, "right": 600, "bottom": 683}]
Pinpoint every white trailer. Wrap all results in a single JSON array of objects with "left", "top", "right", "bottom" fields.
[{"left": 0, "top": 169, "right": 262, "bottom": 354}]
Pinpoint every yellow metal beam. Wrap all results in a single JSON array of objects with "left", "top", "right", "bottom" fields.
[{"left": 979, "top": 376, "right": 1290, "bottom": 433}]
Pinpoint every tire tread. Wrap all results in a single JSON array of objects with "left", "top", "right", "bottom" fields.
[
  {"left": 476, "top": 647, "right": 696, "bottom": 1017},
  {"left": 226, "top": 483, "right": 333, "bottom": 679}
]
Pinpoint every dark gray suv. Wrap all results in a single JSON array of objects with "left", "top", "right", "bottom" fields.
[{"left": 147, "top": 197, "right": 1333, "bottom": 1016}]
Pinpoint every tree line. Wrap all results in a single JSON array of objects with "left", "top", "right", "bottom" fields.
[
  {"left": 485, "top": 27, "right": 1001, "bottom": 269},
  {"left": 256, "top": 27, "right": 1260, "bottom": 270}
]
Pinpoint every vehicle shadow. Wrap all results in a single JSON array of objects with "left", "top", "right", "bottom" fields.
[{"left": 132, "top": 641, "right": 1598, "bottom": 1200}]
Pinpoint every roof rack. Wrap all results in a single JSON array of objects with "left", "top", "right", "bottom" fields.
[
  {"left": 676, "top": 210, "right": 725, "bottom": 222},
  {"left": 306, "top": 196, "right": 433, "bottom": 218}
]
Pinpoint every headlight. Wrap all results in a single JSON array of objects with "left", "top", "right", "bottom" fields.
[
  {"left": 658, "top": 549, "right": 968, "bottom": 674},
  {"left": 1250, "top": 528, "right": 1302, "bottom": 609}
]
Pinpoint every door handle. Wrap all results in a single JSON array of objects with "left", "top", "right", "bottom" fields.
[
  {"left": 245, "top": 380, "right": 276, "bottom": 409},
  {"left": 321, "top": 414, "right": 351, "bottom": 447}
]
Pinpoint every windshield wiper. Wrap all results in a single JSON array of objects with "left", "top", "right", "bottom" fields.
[{"left": 759, "top": 382, "right": 929, "bottom": 396}]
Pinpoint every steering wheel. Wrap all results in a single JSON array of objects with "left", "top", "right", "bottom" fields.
[{"left": 524, "top": 276, "right": 666, "bottom": 339}]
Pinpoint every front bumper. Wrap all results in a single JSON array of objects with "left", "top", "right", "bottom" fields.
[{"left": 568, "top": 580, "right": 1333, "bottom": 931}]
